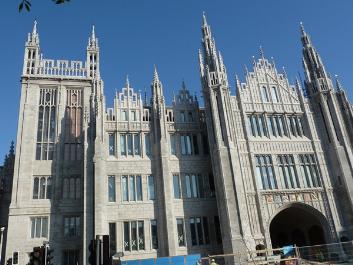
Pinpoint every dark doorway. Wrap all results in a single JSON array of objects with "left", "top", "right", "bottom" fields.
[{"left": 270, "top": 204, "right": 328, "bottom": 248}]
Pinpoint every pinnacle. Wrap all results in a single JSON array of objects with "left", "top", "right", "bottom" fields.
[{"left": 153, "top": 65, "right": 159, "bottom": 82}]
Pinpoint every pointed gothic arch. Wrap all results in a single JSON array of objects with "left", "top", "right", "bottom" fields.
[{"left": 269, "top": 202, "right": 332, "bottom": 248}]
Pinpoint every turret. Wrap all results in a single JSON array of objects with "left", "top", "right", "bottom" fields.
[
  {"left": 87, "top": 25, "right": 100, "bottom": 78},
  {"left": 23, "top": 21, "right": 40, "bottom": 75}
]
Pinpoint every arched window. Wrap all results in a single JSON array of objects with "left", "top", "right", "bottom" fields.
[
  {"left": 63, "top": 178, "right": 69, "bottom": 199},
  {"left": 33, "top": 177, "right": 39, "bottom": 199},
  {"left": 260, "top": 86, "right": 269, "bottom": 102},
  {"left": 69, "top": 178, "right": 75, "bottom": 199},
  {"left": 46, "top": 177, "right": 52, "bottom": 199},
  {"left": 271, "top": 86, "right": 279, "bottom": 103},
  {"left": 40, "top": 177, "right": 46, "bottom": 199},
  {"left": 75, "top": 178, "right": 81, "bottom": 199}
]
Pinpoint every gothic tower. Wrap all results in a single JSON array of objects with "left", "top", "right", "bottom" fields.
[
  {"left": 301, "top": 24, "right": 353, "bottom": 238},
  {"left": 198, "top": 14, "right": 251, "bottom": 254}
]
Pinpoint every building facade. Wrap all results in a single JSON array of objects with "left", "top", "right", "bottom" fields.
[{"left": 3, "top": 15, "right": 353, "bottom": 265}]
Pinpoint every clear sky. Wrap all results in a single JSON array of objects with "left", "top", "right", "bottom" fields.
[{"left": 1, "top": 0, "right": 353, "bottom": 160}]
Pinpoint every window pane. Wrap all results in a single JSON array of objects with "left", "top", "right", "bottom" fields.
[
  {"left": 109, "top": 223, "right": 117, "bottom": 256},
  {"left": 46, "top": 177, "right": 52, "bottom": 199},
  {"left": 186, "top": 136, "right": 192, "bottom": 155},
  {"left": 109, "top": 133, "right": 115, "bottom": 156},
  {"left": 75, "top": 178, "right": 81, "bottom": 199},
  {"left": 170, "top": 135, "right": 176, "bottom": 155},
  {"left": 185, "top": 175, "right": 191, "bottom": 198},
  {"left": 131, "top": 221, "right": 137, "bottom": 251},
  {"left": 122, "top": 176, "right": 128, "bottom": 201},
  {"left": 129, "top": 176, "right": 136, "bottom": 201},
  {"left": 177, "top": 219, "right": 185, "bottom": 246},
  {"left": 145, "top": 134, "right": 151, "bottom": 156},
  {"left": 197, "top": 175, "right": 204, "bottom": 198},
  {"left": 42, "top": 217, "right": 48, "bottom": 238},
  {"left": 123, "top": 222, "right": 130, "bottom": 251},
  {"left": 63, "top": 178, "right": 69, "bottom": 199},
  {"left": 173, "top": 175, "right": 181, "bottom": 199},
  {"left": 271, "top": 86, "right": 279, "bottom": 103},
  {"left": 31, "top": 218, "right": 36, "bottom": 238},
  {"left": 134, "top": 134, "right": 140, "bottom": 155},
  {"left": 138, "top": 221, "right": 144, "bottom": 250},
  {"left": 193, "top": 135, "right": 199, "bottom": 155},
  {"left": 136, "top": 175, "right": 143, "bottom": 201},
  {"left": 196, "top": 217, "right": 203, "bottom": 245},
  {"left": 33, "top": 178, "right": 39, "bottom": 199},
  {"left": 120, "top": 135, "right": 126, "bottom": 156},
  {"left": 148, "top": 175, "right": 155, "bottom": 200},
  {"left": 181, "top": 136, "right": 186, "bottom": 155},
  {"left": 108, "top": 176, "right": 116, "bottom": 202},
  {"left": 35, "top": 218, "right": 41, "bottom": 238},
  {"left": 190, "top": 218, "right": 197, "bottom": 245},
  {"left": 191, "top": 175, "right": 198, "bottom": 198},
  {"left": 151, "top": 220, "right": 158, "bottom": 249},
  {"left": 203, "top": 217, "right": 210, "bottom": 244},
  {"left": 127, "top": 134, "right": 133, "bottom": 155},
  {"left": 40, "top": 177, "right": 46, "bottom": 199}
]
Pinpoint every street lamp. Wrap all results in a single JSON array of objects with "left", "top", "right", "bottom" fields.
[{"left": 0, "top": 227, "right": 6, "bottom": 264}]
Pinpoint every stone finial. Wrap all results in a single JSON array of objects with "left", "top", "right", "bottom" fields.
[{"left": 202, "top": 11, "right": 208, "bottom": 26}]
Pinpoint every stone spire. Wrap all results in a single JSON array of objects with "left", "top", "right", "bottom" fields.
[
  {"left": 125, "top": 75, "right": 130, "bottom": 88},
  {"left": 26, "top": 20, "right": 40, "bottom": 46},
  {"left": 88, "top": 25, "right": 99, "bottom": 48},
  {"left": 301, "top": 22, "right": 329, "bottom": 86},
  {"left": 151, "top": 66, "right": 164, "bottom": 100},
  {"left": 335, "top": 75, "right": 344, "bottom": 91}
]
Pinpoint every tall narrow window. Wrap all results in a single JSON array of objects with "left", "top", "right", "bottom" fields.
[
  {"left": 180, "top": 111, "right": 186, "bottom": 122},
  {"left": 62, "top": 250, "right": 79, "bottom": 265},
  {"left": 202, "top": 134, "right": 209, "bottom": 155},
  {"left": 260, "top": 86, "right": 269, "bottom": 102},
  {"left": 109, "top": 133, "right": 116, "bottom": 156},
  {"left": 134, "top": 134, "right": 140, "bottom": 155},
  {"left": 145, "top": 134, "right": 151, "bottom": 156},
  {"left": 148, "top": 175, "right": 155, "bottom": 200},
  {"left": 127, "top": 134, "right": 133, "bottom": 155},
  {"left": 190, "top": 218, "right": 197, "bottom": 245},
  {"left": 109, "top": 223, "right": 117, "bottom": 255},
  {"left": 151, "top": 220, "right": 158, "bottom": 249},
  {"left": 122, "top": 176, "right": 128, "bottom": 201},
  {"left": 64, "top": 89, "right": 82, "bottom": 161},
  {"left": 170, "top": 134, "right": 176, "bottom": 155},
  {"left": 173, "top": 174, "right": 181, "bottom": 199},
  {"left": 108, "top": 176, "right": 116, "bottom": 202},
  {"left": 192, "top": 135, "right": 199, "bottom": 155},
  {"left": 136, "top": 175, "right": 143, "bottom": 201},
  {"left": 214, "top": 216, "right": 222, "bottom": 244},
  {"left": 36, "top": 89, "right": 57, "bottom": 160},
  {"left": 120, "top": 135, "right": 126, "bottom": 156},
  {"left": 271, "top": 86, "right": 279, "bottom": 103},
  {"left": 176, "top": 218, "right": 185, "bottom": 247},
  {"left": 123, "top": 222, "right": 130, "bottom": 251},
  {"left": 208, "top": 173, "right": 215, "bottom": 198}
]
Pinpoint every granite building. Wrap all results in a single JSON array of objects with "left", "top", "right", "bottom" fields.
[{"left": 3, "top": 14, "right": 353, "bottom": 265}]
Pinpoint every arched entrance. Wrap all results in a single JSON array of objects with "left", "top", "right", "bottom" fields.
[{"left": 270, "top": 204, "right": 330, "bottom": 248}]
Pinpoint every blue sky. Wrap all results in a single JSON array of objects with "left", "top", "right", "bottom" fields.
[{"left": 1, "top": 0, "right": 353, "bottom": 160}]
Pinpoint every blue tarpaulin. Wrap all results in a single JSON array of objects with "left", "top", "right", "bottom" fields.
[
  {"left": 282, "top": 245, "right": 294, "bottom": 256},
  {"left": 121, "top": 254, "right": 201, "bottom": 265}
]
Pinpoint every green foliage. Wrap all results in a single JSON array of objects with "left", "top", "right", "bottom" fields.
[{"left": 19, "top": 0, "right": 70, "bottom": 12}]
